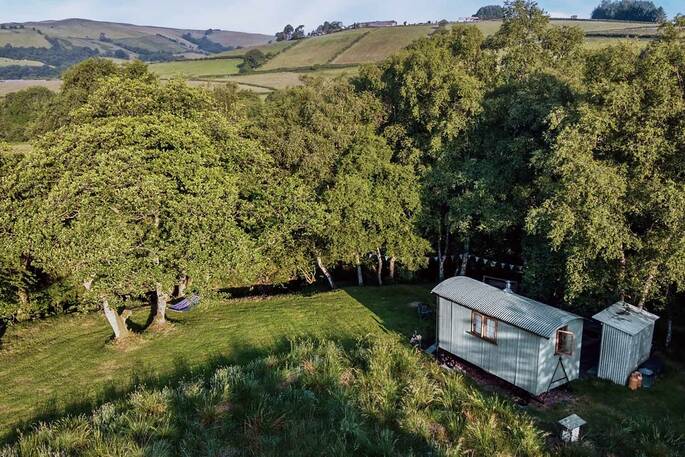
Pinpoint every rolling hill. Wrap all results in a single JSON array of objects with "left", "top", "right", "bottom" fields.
[
  {"left": 1, "top": 18, "right": 662, "bottom": 95},
  {"left": 0, "top": 18, "right": 272, "bottom": 78}
]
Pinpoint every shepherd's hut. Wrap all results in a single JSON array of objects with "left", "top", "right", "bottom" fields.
[{"left": 433, "top": 276, "right": 583, "bottom": 396}]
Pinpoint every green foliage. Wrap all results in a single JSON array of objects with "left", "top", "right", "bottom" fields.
[
  {"left": 475, "top": 5, "right": 506, "bottom": 19},
  {"left": 238, "top": 48, "right": 267, "bottom": 73},
  {"left": 592, "top": 0, "right": 667, "bottom": 23},
  {"left": 0, "top": 337, "right": 547, "bottom": 456},
  {"left": 0, "top": 87, "right": 54, "bottom": 142}
]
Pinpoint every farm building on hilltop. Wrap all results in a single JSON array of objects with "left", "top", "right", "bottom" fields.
[
  {"left": 433, "top": 276, "right": 583, "bottom": 396},
  {"left": 593, "top": 302, "right": 658, "bottom": 385}
]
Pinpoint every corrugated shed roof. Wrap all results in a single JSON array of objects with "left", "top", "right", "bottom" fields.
[
  {"left": 593, "top": 302, "right": 658, "bottom": 336},
  {"left": 431, "top": 276, "right": 580, "bottom": 338}
]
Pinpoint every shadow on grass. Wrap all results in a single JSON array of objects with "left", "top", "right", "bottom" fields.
[
  {"left": 3, "top": 329, "right": 411, "bottom": 447},
  {"left": 5, "top": 335, "right": 464, "bottom": 456}
]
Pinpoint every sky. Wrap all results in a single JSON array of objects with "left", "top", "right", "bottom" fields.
[{"left": 1, "top": 0, "right": 682, "bottom": 35}]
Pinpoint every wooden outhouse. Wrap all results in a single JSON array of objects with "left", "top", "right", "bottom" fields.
[
  {"left": 593, "top": 302, "right": 658, "bottom": 385},
  {"left": 433, "top": 276, "right": 583, "bottom": 396}
]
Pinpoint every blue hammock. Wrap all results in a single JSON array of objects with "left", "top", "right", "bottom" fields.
[{"left": 169, "top": 294, "right": 200, "bottom": 312}]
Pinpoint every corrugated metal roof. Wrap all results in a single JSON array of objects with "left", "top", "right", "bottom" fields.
[
  {"left": 593, "top": 302, "right": 658, "bottom": 336},
  {"left": 432, "top": 276, "right": 580, "bottom": 338}
]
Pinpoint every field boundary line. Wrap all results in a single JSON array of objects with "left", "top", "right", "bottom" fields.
[{"left": 326, "top": 30, "right": 371, "bottom": 65}]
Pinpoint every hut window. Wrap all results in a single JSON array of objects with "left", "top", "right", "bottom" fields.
[
  {"left": 471, "top": 311, "right": 497, "bottom": 343},
  {"left": 471, "top": 311, "right": 483, "bottom": 336},
  {"left": 556, "top": 327, "right": 574, "bottom": 356}
]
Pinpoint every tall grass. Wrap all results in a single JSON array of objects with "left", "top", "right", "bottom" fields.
[{"left": 0, "top": 336, "right": 547, "bottom": 456}]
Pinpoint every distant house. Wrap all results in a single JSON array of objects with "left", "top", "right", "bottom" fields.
[
  {"left": 433, "top": 276, "right": 583, "bottom": 396},
  {"left": 593, "top": 302, "right": 658, "bottom": 385},
  {"left": 354, "top": 20, "right": 397, "bottom": 28}
]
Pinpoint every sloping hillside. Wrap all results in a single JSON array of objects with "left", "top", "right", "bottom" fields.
[{"left": 0, "top": 18, "right": 272, "bottom": 78}]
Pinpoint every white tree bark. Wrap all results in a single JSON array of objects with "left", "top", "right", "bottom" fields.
[
  {"left": 355, "top": 254, "right": 364, "bottom": 286},
  {"left": 316, "top": 256, "right": 336, "bottom": 289},
  {"left": 376, "top": 248, "right": 383, "bottom": 286},
  {"left": 102, "top": 298, "right": 131, "bottom": 340},
  {"left": 637, "top": 264, "right": 658, "bottom": 310},
  {"left": 154, "top": 282, "right": 168, "bottom": 325},
  {"left": 458, "top": 239, "right": 470, "bottom": 276},
  {"left": 389, "top": 256, "right": 396, "bottom": 282},
  {"left": 177, "top": 274, "right": 188, "bottom": 298}
]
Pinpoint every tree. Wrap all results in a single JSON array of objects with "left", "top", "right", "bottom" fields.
[
  {"left": 7, "top": 71, "right": 264, "bottom": 340},
  {"left": 275, "top": 24, "right": 295, "bottom": 41},
  {"left": 252, "top": 78, "right": 427, "bottom": 287},
  {"left": 0, "top": 86, "right": 55, "bottom": 142},
  {"left": 527, "top": 21, "right": 685, "bottom": 310},
  {"left": 591, "top": 0, "right": 667, "bottom": 22},
  {"left": 475, "top": 5, "right": 506, "bottom": 19},
  {"left": 238, "top": 49, "right": 266, "bottom": 73}
]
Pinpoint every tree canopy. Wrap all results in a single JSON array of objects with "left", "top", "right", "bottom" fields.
[{"left": 591, "top": 0, "right": 667, "bottom": 22}]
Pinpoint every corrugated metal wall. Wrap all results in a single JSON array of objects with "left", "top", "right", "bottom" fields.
[
  {"left": 437, "top": 297, "right": 542, "bottom": 395},
  {"left": 535, "top": 318, "right": 583, "bottom": 396},
  {"left": 597, "top": 326, "right": 636, "bottom": 385},
  {"left": 636, "top": 325, "right": 654, "bottom": 365}
]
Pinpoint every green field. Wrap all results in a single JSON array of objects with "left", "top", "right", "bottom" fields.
[
  {"left": 215, "top": 40, "right": 294, "bottom": 58},
  {"left": 333, "top": 25, "right": 435, "bottom": 64},
  {"left": 0, "top": 58, "right": 44, "bottom": 68},
  {"left": 0, "top": 29, "right": 50, "bottom": 48},
  {"left": 1, "top": 284, "right": 683, "bottom": 455},
  {"left": 205, "top": 66, "right": 360, "bottom": 91},
  {"left": 260, "top": 29, "right": 369, "bottom": 70},
  {"left": 0, "top": 285, "right": 434, "bottom": 439},
  {"left": 149, "top": 58, "right": 242, "bottom": 78}
]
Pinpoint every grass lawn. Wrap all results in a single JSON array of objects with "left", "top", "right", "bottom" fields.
[
  {"left": 149, "top": 58, "right": 242, "bottom": 78},
  {"left": 0, "top": 285, "right": 434, "bottom": 442}
]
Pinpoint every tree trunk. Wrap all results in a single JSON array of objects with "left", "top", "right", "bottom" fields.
[
  {"left": 355, "top": 254, "right": 364, "bottom": 286},
  {"left": 376, "top": 248, "right": 383, "bottom": 286},
  {"left": 154, "top": 283, "right": 168, "bottom": 325},
  {"left": 389, "top": 256, "right": 396, "bottom": 282},
  {"left": 176, "top": 274, "right": 188, "bottom": 298},
  {"left": 618, "top": 250, "right": 627, "bottom": 302},
  {"left": 458, "top": 239, "right": 470, "bottom": 276},
  {"left": 15, "top": 287, "right": 30, "bottom": 321},
  {"left": 102, "top": 298, "right": 131, "bottom": 340},
  {"left": 637, "top": 264, "right": 658, "bottom": 310},
  {"left": 437, "top": 225, "right": 444, "bottom": 282},
  {"left": 665, "top": 286, "right": 674, "bottom": 351},
  {"left": 316, "top": 256, "right": 336, "bottom": 289}
]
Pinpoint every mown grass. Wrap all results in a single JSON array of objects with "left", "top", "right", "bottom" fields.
[
  {"left": 332, "top": 25, "right": 435, "bottom": 64},
  {"left": 260, "top": 29, "right": 368, "bottom": 70},
  {"left": 0, "top": 285, "right": 433, "bottom": 442},
  {"left": 214, "top": 41, "right": 295, "bottom": 58},
  {"left": 0, "top": 336, "right": 547, "bottom": 457},
  {"left": 149, "top": 58, "right": 242, "bottom": 78}
]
